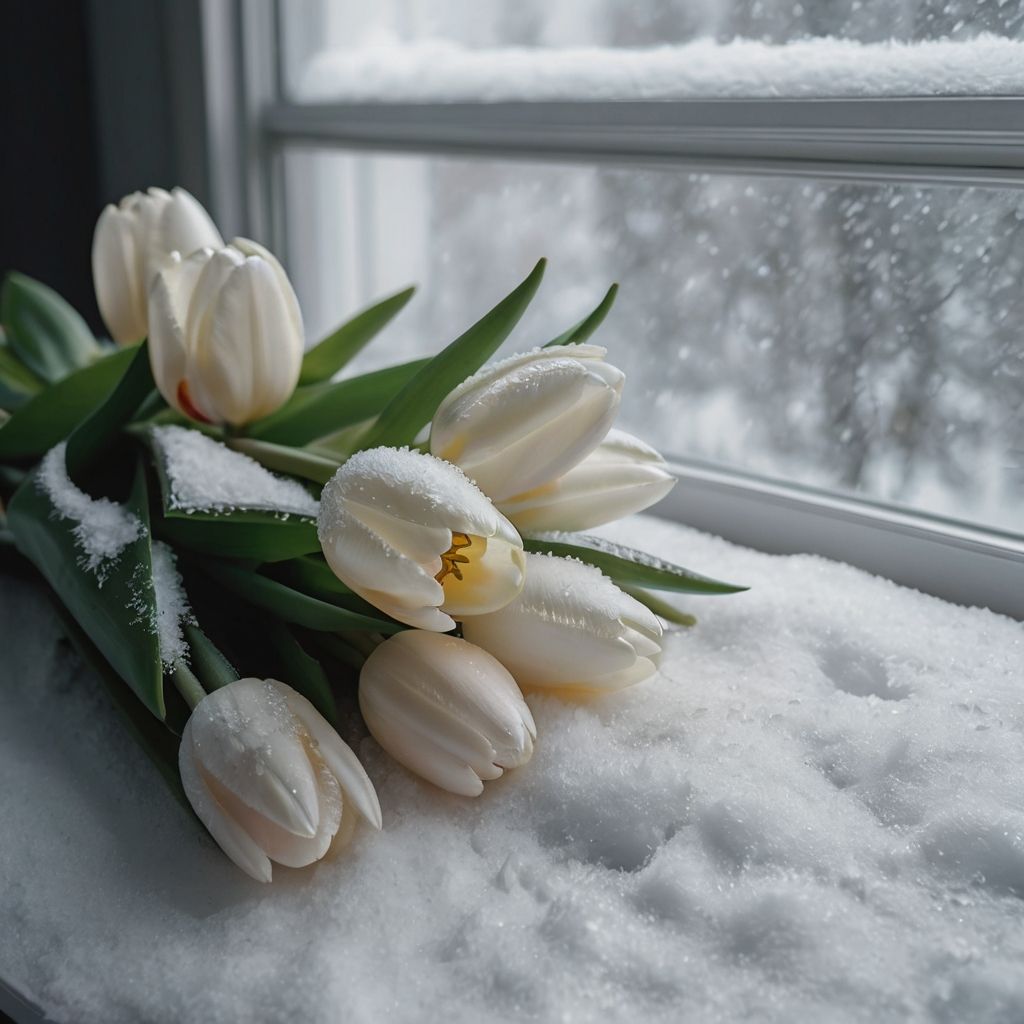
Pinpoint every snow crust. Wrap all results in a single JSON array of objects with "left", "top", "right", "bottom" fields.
[
  {"left": 150, "top": 542, "right": 193, "bottom": 669},
  {"left": 152, "top": 426, "right": 319, "bottom": 518},
  {"left": 37, "top": 442, "right": 143, "bottom": 582},
  {"left": 301, "top": 35, "right": 1024, "bottom": 103},
  {"left": 1, "top": 514, "right": 1023, "bottom": 1023}
]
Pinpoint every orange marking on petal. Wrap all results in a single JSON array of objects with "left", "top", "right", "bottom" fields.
[{"left": 177, "top": 380, "right": 213, "bottom": 424}]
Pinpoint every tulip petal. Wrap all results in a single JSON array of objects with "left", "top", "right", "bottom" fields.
[
  {"left": 472, "top": 371, "right": 622, "bottom": 501},
  {"left": 430, "top": 344, "right": 624, "bottom": 500},
  {"left": 346, "top": 499, "right": 451, "bottom": 566},
  {"left": 358, "top": 590, "right": 456, "bottom": 632},
  {"left": 362, "top": 668, "right": 502, "bottom": 773},
  {"left": 318, "top": 448, "right": 522, "bottom": 630},
  {"left": 320, "top": 509, "right": 447, "bottom": 629},
  {"left": 404, "top": 631, "right": 537, "bottom": 766},
  {"left": 282, "top": 684, "right": 383, "bottom": 830},
  {"left": 231, "top": 237, "right": 303, "bottom": 343},
  {"left": 163, "top": 187, "right": 224, "bottom": 257},
  {"left": 461, "top": 553, "right": 662, "bottom": 694},
  {"left": 179, "top": 720, "right": 273, "bottom": 883},
  {"left": 359, "top": 631, "right": 536, "bottom": 797},
  {"left": 363, "top": 711, "right": 486, "bottom": 797},
  {"left": 188, "top": 678, "right": 322, "bottom": 838},
  {"left": 322, "top": 447, "right": 511, "bottom": 546},
  {"left": 203, "top": 757, "right": 342, "bottom": 869},
  {"left": 92, "top": 205, "right": 147, "bottom": 345},
  {"left": 439, "top": 535, "right": 526, "bottom": 617},
  {"left": 499, "top": 428, "right": 676, "bottom": 533},
  {"left": 148, "top": 252, "right": 208, "bottom": 414}
]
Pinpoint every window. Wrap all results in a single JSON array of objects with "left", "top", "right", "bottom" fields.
[{"left": 204, "top": 0, "right": 1024, "bottom": 616}]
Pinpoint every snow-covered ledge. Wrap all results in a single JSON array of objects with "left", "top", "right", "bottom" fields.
[
  {"left": 1, "top": 513, "right": 1022, "bottom": 1022},
  {"left": 300, "top": 36, "right": 1024, "bottom": 103}
]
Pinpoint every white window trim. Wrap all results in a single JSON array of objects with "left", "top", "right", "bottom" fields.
[{"left": 198, "top": 0, "right": 1024, "bottom": 618}]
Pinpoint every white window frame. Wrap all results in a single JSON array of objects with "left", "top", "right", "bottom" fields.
[{"left": 198, "top": 0, "right": 1024, "bottom": 619}]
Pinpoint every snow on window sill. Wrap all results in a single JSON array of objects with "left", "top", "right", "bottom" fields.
[{"left": 298, "top": 35, "right": 1024, "bottom": 104}]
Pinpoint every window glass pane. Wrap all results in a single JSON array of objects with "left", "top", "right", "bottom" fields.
[
  {"left": 281, "top": 1, "right": 1024, "bottom": 101},
  {"left": 283, "top": 148, "right": 1024, "bottom": 535}
]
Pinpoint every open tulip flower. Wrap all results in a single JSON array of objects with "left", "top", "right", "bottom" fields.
[
  {"left": 92, "top": 186, "right": 224, "bottom": 345},
  {"left": 179, "top": 678, "right": 382, "bottom": 882},
  {"left": 148, "top": 238, "right": 304, "bottom": 426},
  {"left": 318, "top": 447, "right": 526, "bottom": 630},
  {"left": 429, "top": 343, "right": 624, "bottom": 502},
  {"left": 498, "top": 428, "right": 676, "bottom": 533},
  {"left": 462, "top": 552, "right": 663, "bottom": 696},
  {"left": 360, "top": 631, "right": 536, "bottom": 797}
]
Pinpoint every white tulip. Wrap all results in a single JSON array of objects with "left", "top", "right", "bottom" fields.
[
  {"left": 360, "top": 630, "right": 536, "bottom": 797},
  {"left": 91, "top": 186, "right": 224, "bottom": 345},
  {"left": 430, "top": 344, "right": 624, "bottom": 502},
  {"left": 179, "top": 677, "right": 382, "bottom": 883},
  {"left": 462, "top": 552, "right": 662, "bottom": 695},
  {"left": 148, "top": 238, "right": 304, "bottom": 426},
  {"left": 498, "top": 428, "right": 676, "bottom": 533},
  {"left": 317, "top": 447, "right": 526, "bottom": 631}
]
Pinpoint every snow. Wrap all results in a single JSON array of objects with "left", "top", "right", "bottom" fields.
[
  {"left": 37, "top": 442, "right": 143, "bottom": 583},
  {"left": 1, "top": 513, "right": 1023, "bottom": 1023},
  {"left": 300, "top": 35, "right": 1024, "bottom": 103},
  {"left": 151, "top": 425, "right": 319, "bottom": 518},
  {"left": 150, "top": 542, "right": 193, "bottom": 669}
]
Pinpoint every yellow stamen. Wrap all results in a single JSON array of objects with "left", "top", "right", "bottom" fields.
[{"left": 436, "top": 532, "right": 472, "bottom": 583}]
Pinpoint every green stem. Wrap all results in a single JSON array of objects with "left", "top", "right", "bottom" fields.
[
  {"left": 183, "top": 623, "right": 238, "bottom": 691},
  {"left": 172, "top": 661, "right": 207, "bottom": 710},
  {"left": 621, "top": 585, "right": 698, "bottom": 627},
  {"left": 316, "top": 633, "right": 370, "bottom": 671},
  {"left": 339, "top": 630, "right": 385, "bottom": 659},
  {"left": 226, "top": 436, "right": 341, "bottom": 484}
]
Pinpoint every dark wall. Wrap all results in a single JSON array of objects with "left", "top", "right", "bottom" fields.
[
  {"left": 0, "top": 1, "right": 103, "bottom": 329},
  {"left": 0, "top": 0, "right": 210, "bottom": 336}
]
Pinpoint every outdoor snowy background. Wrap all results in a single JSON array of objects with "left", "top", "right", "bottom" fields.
[{"left": 271, "top": 0, "right": 1024, "bottom": 535}]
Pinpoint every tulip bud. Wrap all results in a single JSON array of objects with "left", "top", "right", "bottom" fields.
[
  {"left": 318, "top": 447, "right": 526, "bottom": 631},
  {"left": 498, "top": 429, "right": 676, "bottom": 533},
  {"left": 91, "top": 186, "right": 224, "bottom": 345},
  {"left": 179, "top": 678, "right": 382, "bottom": 882},
  {"left": 360, "top": 631, "right": 536, "bottom": 797},
  {"left": 430, "top": 344, "right": 624, "bottom": 502},
  {"left": 462, "top": 552, "right": 662, "bottom": 695},
  {"left": 148, "top": 238, "right": 304, "bottom": 426}
]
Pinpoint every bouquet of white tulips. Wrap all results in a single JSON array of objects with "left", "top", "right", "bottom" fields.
[{"left": 0, "top": 186, "right": 745, "bottom": 882}]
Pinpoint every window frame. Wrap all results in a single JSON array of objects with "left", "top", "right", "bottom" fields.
[{"left": 201, "top": 0, "right": 1024, "bottom": 619}]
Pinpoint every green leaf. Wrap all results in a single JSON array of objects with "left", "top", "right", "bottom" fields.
[
  {"left": 360, "top": 258, "right": 546, "bottom": 450},
  {"left": 266, "top": 555, "right": 388, "bottom": 619},
  {"left": 199, "top": 559, "right": 402, "bottom": 633},
  {"left": 7, "top": 458, "right": 166, "bottom": 717},
  {"left": 226, "top": 436, "right": 340, "bottom": 485},
  {"left": 621, "top": 585, "right": 698, "bottom": 627},
  {"left": 299, "top": 286, "right": 416, "bottom": 385},
  {"left": 544, "top": 283, "right": 619, "bottom": 347},
  {"left": 245, "top": 358, "right": 430, "bottom": 447},
  {"left": 263, "top": 619, "right": 337, "bottom": 722},
  {"left": 1, "top": 272, "right": 100, "bottom": 383},
  {"left": 0, "top": 346, "right": 136, "bottom": 462},
  {"left": 183, "top": 622, "right": 238, "bottom": 690},
  {"left": 523, "top": 534, "right": 748, "bottom": 595},
  {"left": 0, "top": 335, "right": 45, "bottom": 408},
  {"left": 65, "top": 340, "right": 155, "bottom": 481},
  {"left": 144, "top": 428, "right": 321, "bottom": 562},
  {"left": 155, "top": 508, "right": 320, "bottom": 563}
]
